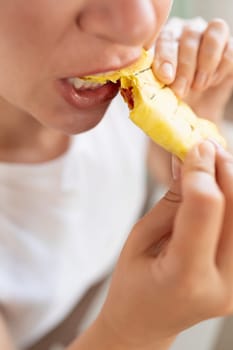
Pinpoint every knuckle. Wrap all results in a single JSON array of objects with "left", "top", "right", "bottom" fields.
[
  {"left": 209, "top": 18, "right": 230, "bottom": 34},
  {"left": 204, "top": 33, "right": 222, "bottom": 52},
  {"left": 155, "top": 43, "right": 178, "bottom": 64},
  {"left": 158, "top": 30, "right": 175, "bottom": 42},
  {"left": 183, "top": 27, "right": 202, "bottom": 41},
  {"left": 176, "top": 273, "right": 233, "bottom": 315},
  {"left": 186, "top": 17, "right": 207, "bottom": 33},
  {"left": 182, "top": 36, "right": 199, "bottom": 52},
  {"left": 176, "top": 272, "right": 208, "bottom": 301},
  {"left": 192, "top": 16, "right": 207, "bottom": 28},
  {"left": 177, "top": 60, "right": 192, "bottom": 72},
  {"left": 175, "top": 273, "right": 233, "bottom": 317},
  {"left": 188, "top": 185, "right": 224, "bottom": 208},
  {"left": 203, "top": 21, "right": 229, "bottom": 52},
  {"left": 165, "top": 17, "right": 184, "bottom": 37},
  {"left": 157, "top": 39, "right": 177, "bottom": 53},
  {"left": 156, "top": 34, "right": 178, "bottom": 56}
]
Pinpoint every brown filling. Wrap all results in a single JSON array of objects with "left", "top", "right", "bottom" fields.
[{"left": 120, "top": 87, "right": 134, "bottom": 110}]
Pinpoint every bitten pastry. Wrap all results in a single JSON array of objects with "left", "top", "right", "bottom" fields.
[{"left": 84, "top": 50, "right": 226, "bottom": 160}]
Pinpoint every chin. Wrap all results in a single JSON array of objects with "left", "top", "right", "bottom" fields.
[{"left": 38, "top": 102, "right": 110, "bottom": 135}]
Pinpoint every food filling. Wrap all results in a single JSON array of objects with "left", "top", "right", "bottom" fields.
[{"left": 121, "top": 87, "right": 134, "bottom": 110}]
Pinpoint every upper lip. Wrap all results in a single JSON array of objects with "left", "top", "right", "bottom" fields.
[{"left": 65, "top": 54, "right": 142, "bottom": 79}]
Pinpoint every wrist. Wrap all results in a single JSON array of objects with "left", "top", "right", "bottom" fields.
[
  {"left": 68, "top": 314, "right": 175, "bottom": 350},
  {"left": 87, "top": 314, "right": 175, "bottom": 350}
]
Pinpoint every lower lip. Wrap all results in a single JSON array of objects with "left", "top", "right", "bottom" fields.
[{"left": 57, "top": 79, "right": 120, "bottom": 110}]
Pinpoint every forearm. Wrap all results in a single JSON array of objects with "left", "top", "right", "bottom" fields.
[
  {"left": 0, "top": 313, "right": 174, "bottom": 350},
  {"left": 0, "top": 314, "right": 16, "bottom": 350},
  {"left": 67, "top": 317, "right": 175, "bottom": 350}
]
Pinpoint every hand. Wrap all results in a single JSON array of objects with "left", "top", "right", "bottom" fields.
[
  {"left": 95, "top": 141, "right": 233, "bottom": 350},
  {"left": 153, "top": 17, "right": 233, "bottom": 124}
]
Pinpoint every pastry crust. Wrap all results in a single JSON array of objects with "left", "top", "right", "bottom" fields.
[{"left": 84, "top": 50, "right": 226, "bottom": 160}]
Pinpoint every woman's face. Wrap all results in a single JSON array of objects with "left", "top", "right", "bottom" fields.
[{"left": 0, "top": 0, "right": 172, "bottom": 134}]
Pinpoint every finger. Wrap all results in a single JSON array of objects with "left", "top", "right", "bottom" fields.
[
  {"left": 215, "top": 148, "right": 233, "bottom": 279},
  {"left": 169, "top": 141, "right": 224, "bottom": 271},
  {"left": 170, "top": 25, "right": 203, "bottom": 98},
  {"left": 193, "top": 19, "right": 230, "bottom": 90},
  {"left": 162, "top": 17, "right": 206, "bottom": 40},
  {"left": 128, "top": 178, "right": 182, "bottom": 256},
  {"left": 211, "top": 37, "right": 233, "bottom": 86},
  {"left": 153, "top": 30, "right": 178, "bottom": 84},
  {"left": 153, "top": 17, "right": 206, "bottom": 85},
  {"left": 184, "top": 16, "right": 208, "bottom": 33},
  {"left": 162, "top": 17, "right": 186, "bottom": 41}
]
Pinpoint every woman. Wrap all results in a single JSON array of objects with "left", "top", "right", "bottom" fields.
[{"left": 0, "top": 1, "right": 233, "bottom": 350}]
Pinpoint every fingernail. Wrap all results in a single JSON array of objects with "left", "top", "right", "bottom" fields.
[
  {"left": 195, "top": 71, "right": 208, "bottom": 89},
  {"left": 198, "top": 140, "right": 216, "bottom": 159},
  {"left": 172, "top": 155, "right": 182, "bottom": 181},
  {"left": 173, "top": 77, "right": 188, "bottom": 97},
  {"left": 208, "top": 138, "right": 225, "bottom": 150},
  {"left": 158, "top": 62, "right": 174, "bottom": 81},
  {"left": 207, "top": 138, "right": 227, "bottom": 156}
]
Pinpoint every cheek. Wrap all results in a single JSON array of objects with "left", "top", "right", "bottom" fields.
[
  {"left": 0, "top": 27, "right": 52, "bottom": 122},
  {"left": 154, "top": 0, "right": 173, "bottom": 29},
  {"left": 0, "top": 30, "right": 40, "bottom": 107},
  {"left": 0, "top": 2, "right": 62, "bottom": 107},
  {"left": 0, "top": 49, "right": 38, "bottom": 111}
]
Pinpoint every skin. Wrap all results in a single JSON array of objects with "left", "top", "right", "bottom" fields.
[
  {"left": 1, "top": 1, "right": 233, "bottom": 350},
  {"left": 68, "top": 141, "right": 233, "bottom": 350},
  {"left": 0, "top": 0, "right": 171, "bottom": 162},
  {"left": 149, "top": 17, "right": 233, "bottom": 185},
  {"left": 153, "top": 17, "right": 233, "bottom": 120}
]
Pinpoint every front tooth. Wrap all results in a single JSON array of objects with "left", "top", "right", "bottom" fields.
[
  {"left": 71, "top": 78, "right": 105, "bottom": 90},
  {"left": 73, "top": 78, "right": 86, "bottom": 89},
  {"left": 90, "top": 82, "right": 105, "bottom": 88}
]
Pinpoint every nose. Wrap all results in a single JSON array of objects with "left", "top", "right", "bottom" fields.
[{"left": 78, "top": 0, "right": 157, "bottom": 47}]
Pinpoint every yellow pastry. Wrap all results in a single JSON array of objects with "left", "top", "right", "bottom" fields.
[{"left": 84, "top": 50, "right": 226, "bottom": 160}]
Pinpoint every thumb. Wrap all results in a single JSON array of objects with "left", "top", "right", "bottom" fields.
[
  {"left": 169, "top": 141, "right": 224, "bottom": 268},
  {"left": 126, "top": 174, "right": 182, "bottom": 257}
]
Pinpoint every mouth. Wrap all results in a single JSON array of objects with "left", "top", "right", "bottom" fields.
[
  {"left": 56, "top": 54, "right": 145, "bottom": 110},
  {"left": 57, "top": 75, "right": 120, "bottom": 110}
]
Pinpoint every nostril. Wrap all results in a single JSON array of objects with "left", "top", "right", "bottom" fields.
[{"left": 78, "top": 0, "right": 157, "bottom": 47}]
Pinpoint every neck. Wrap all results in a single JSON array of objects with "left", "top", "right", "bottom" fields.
[{"left": 0, "top": 97, "right": 70, "bottom": 163}]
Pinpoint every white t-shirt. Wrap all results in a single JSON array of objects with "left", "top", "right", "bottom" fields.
[{"left": 0, "top": 95, "right": 148, "bottom": 349}]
